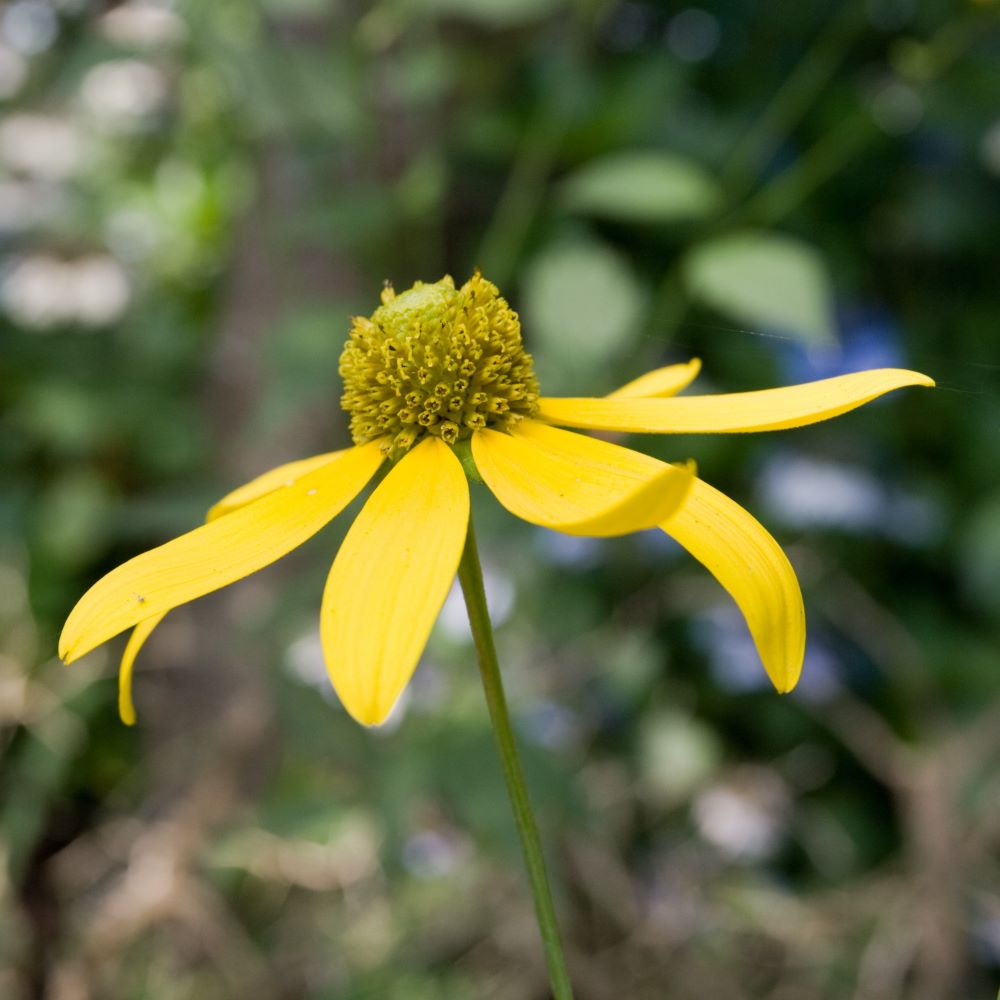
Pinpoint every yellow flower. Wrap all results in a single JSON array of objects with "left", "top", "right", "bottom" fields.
[{"left": 59, "top": 273, "right": 933, "bottom": 726}]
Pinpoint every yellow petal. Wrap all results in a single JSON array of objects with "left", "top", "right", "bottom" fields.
[
  {"left": 472, "top": 421, "right": 695, "bottom": 537},
  {"left": 113, "top": 449, "right": 352, "bottom": 721},
  {"left": 208, "top": 450, "right": 347, "bottom": 521},
  {"left": 60, "top": 442, "right": 384, "bottom": 664},
  {"left": 538, "top": 368, "right": 934, "bottom": 434},
  {"left": 321, "top": 437, "right": 469, "bottom": 726},
  {"left": 118, "top": 612, "right": 166, "bottom": 726},
  {"left": 663, "top": 478, "right": 804, "bottom": 692},
  {"left": 607, "top": 358, "right": 701, "bottom": 399}
]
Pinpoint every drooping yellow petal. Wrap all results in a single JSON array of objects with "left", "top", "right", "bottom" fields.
[
  {"left": 60, "top": 442, "right": 385, "bottom": 664},
  {"left": 321, "top": 437, "right": 469, "bottom": 726},
  {"left": 114, "top": 449, "right": 351, "bottom": 723},
  {"left": 607, "top": 358, "right": 701, "bottom": 399},
  {"left": 538, "top": 368, "right": 934, "bottom": 434},
  {"left": 473, "top": 421, "right": 695, "bottom": 537},
  {"left": 663, "top": 478, "right": 804, "bottom": 692},
  {"left": 208, "top": 450, "right": 346, "bottom": 521},
  {"left": 118, "top": 612, "right": 166, "bottom": 725}
]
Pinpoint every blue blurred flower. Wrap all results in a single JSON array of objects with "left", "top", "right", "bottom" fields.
[{"left": 778, "top": 303, "right": 905, "bottom": 384}]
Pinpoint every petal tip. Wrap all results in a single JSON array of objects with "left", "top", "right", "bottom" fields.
[
  {"left": 339, "top": 694, "right": 391, "bottom": 728},
  {"left": 770, "top": 654, "right": 803, "bottom": 694},
  {"left": 885, "top": 368, "right": 934, "bottom": 389},
  {"left": 59, "top": 624, "right": 99, "bottom": 665}
]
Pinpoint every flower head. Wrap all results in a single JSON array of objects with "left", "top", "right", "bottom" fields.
[
  {"left": 340, "top": 273, "right": 539, "bottom": 456},
  {"left": 59, "top": 274, "right": 933, "bottom": 726}
]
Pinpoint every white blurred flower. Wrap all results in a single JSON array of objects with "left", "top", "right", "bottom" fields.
[
  {"left": 1, "top": 0, "right": 57, "bottom": 56},
  {"left": 756, "top": 451, "right": 940, "bottom": 545},
  {"left": 0, "top": 113, "right": 82, "bottom": 180},
  {"left": 100, "top": 1, "right": 186, "bottom": 49},
  {"left": 286, "top": 629, "right": 331, "bottom": 693},
  {"left": 79, "top": 59, "right": 168, "bottom": 131},
  {"left": 693, "top": 766, "right": 791, "bottom": 862},
  {"left": 759, "top": 453, "right": 882, "bottom": 531},
  {"left": 0, "top": 179, "right": 65, "bottom": 232},
  {"left": 1, "top": 254, "right": 65, "bottom": 327},
  {"left": 1, "top": 253, "right": 130, "bottom": 329},
  {"left": 71, "top": 255, "right": 131, "bottom": 325},
  {"left": 0, "top": 41, "right": 28, "bottom": 98}
]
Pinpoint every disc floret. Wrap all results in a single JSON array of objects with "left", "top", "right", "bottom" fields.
[{"left": 340, "top": 273, "right": 540, "bottom": 458}]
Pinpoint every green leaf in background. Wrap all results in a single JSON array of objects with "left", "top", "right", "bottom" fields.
[
  {"left": 637, "top": 708, "right": 722, "bottom": 809},
  {"left": 560, "top": 151, "right": 722, "bottom": 224},
  {"left": 682, "top": 230, "right": 837, "bottom": 346},
  {"left": 522, "top": 237, "right": 645, "bottom": 391}
]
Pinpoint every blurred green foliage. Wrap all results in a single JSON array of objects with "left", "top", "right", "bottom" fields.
[{"left": 1, "top": 1, "right": 999, "bottom": 998}]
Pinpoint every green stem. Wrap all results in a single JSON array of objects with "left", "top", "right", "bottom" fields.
[
  {"left": 726, "top": 113, "right": 877, "bottom": 228},
  {"left": 457, "top": 515, "right": 574, "bottom": 1000},
  {"left": 719, "top": 1, "right": 863, "bottom": 199},
  {"left": 475, "top": 75, "right": 573, "bottom": 289}
]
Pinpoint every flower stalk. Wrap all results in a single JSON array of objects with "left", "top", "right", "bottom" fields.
[{"left": 457, "top": 514, "right": 574, "bottom": 999}]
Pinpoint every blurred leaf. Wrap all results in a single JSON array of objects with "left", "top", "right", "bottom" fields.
[
  {"left": 683, "top": 230, "right": 836, "bottom": 346},
  {"left": 960, "top": 492, "right": 1000, "bottom": 614},
  {"left": 14, "top": 381, "right": 108, "bottom": 455},
  {"left": 33, "top": 469, "right": 114, "bottom": 569},
  {"left": 637, "top": 709, "right": 722, "bottom": 808},
  {"left": 523, "top": 237, "right": 645, "bottom": 391},
  {"left": 560, "top": 151, "right": 722, "bottom": 224}
]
